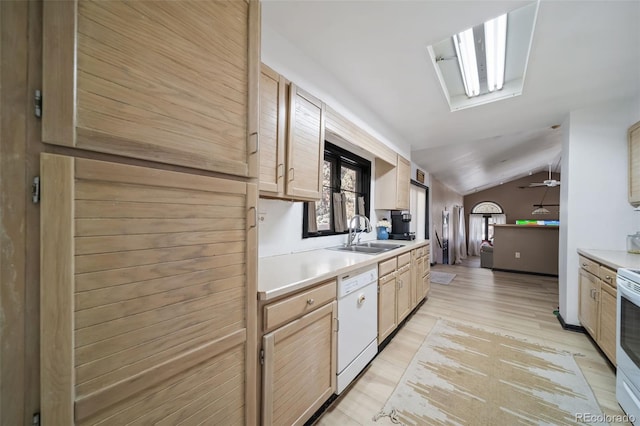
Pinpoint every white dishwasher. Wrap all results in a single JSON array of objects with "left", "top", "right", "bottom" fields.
[{"left": 336, "top": 265, "right": 378, "bottom": 394}]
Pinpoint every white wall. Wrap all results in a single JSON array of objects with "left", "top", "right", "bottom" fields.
[
  {"left": 261, "top": 24, "right": 411, "bottom": 159},
  {"left": 559, "top": 97, "right": 640, "bottom": 325}
]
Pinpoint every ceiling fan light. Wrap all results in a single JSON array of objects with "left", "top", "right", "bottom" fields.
[{"left": 532, "top": 206, "right": 550, "bottom": 215}]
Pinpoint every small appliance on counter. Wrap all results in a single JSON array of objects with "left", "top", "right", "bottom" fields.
[{"left": 389, "top": 210, "right": 416, "bottom": 240}]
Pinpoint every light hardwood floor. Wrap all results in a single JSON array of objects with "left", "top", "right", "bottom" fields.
[{"left": 317, "top": 261, "right": 628, "bottom": 425}]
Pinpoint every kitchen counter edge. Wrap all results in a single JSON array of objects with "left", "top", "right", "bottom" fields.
[
  {"left": 258, "top": 240, "right": 430, "bottom": 301},
  {"left": 577, "top": 248, "right": 640, "bottom": 271}
]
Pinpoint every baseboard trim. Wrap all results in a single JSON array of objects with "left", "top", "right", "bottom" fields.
[
  {"left": 491, "top": 268, "right": 558, "bottom": 278},
  {"left": 556, "top": 312, "right": 585, "bottom": 333}
]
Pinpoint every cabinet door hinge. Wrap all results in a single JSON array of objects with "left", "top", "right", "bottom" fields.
[
  {"left": 34, "top": 90, "right": 42, "bottom": 118},
  {"left": 32, "top": 176, "right": 40, "bottom": 204},
  {"left": 260, "top": 349, "right": 264, "bottom": 365},
  {"left": 32, "top": 413, "right": 40, "bottom": 426}
]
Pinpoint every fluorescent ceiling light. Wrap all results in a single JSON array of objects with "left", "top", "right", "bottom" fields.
[
  {"left": 485, "top": 14, "right": 507, "bottom": 92},
  {"left": 452, "top": 13, "right": 507, "bottom": 98},
  {"left": 428, "top": 1, "right": 539, "bottom": 111},
  {"left": 453, "top": 29, "right": 480, "bottom": 97}
]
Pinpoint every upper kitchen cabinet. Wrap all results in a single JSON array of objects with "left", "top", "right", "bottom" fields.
[
  {"left": 285, "top": 84, "right": 325, "bottom": 201},
  {"left": 258, "top": 69, "right": 325, "bottom": 201},
  {"left": 375, "top": 155, "right": 410, "bottom": 210},
  {"left": 259, "top": 64, "right": 286, "bottom": 197},
  {"left": 42, "top": 0, "right": 260, "bottom": 177},
  {"left": 629, "top": 120, "right": 640, "bottom": 206}
]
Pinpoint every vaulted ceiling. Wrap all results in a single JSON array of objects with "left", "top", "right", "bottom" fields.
[{"left": 262, "top": 0, "right": 640, "bottom": 195}]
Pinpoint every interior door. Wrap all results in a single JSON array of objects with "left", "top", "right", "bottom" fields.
[{"left": 40, "top": 154, "right": 256, "bottom": 424}]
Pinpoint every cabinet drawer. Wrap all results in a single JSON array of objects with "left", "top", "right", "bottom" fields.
[
  {"left": 415, "top": 247, "right": 424, "bottom": 257},
  {"left": 264, "top": 280, "right": 336, "bottom": 331},
  {"left": 578, "top": 255, "right": 599, "bottom": 276},
  {"left": 599, "top": 265, "right": 617, "bottom": 288},
  {"left": 379, "top": 271, "right": 396, "bottom": 284},
  {"left": 379, "top": 257, "right": 397, "bottom": 277},
  {"left": 397, "top": 252, "right": 411, "bottom": 268}
]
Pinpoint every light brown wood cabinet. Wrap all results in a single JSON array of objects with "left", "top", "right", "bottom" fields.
[
  {"left": 39, "top": 2, "right": 261, "bottom": 424},
  {"left": 378, "top": 244, "right": 429, "bottom": 343},
  {"left": 261, "top": 288, "right": 337, "bottom": 426},
  {"left": 396, "top": 254, "right": 412, "bottom": 323},
  {"left": 43, "top": 0, "right": 259, "bottom": 178},
  {"left": 258, "top": 65, "right": 325, "bottom": 201},
  {"left": 41, "top": 154, "right": 257, "bottom": 424},
  {"left": 374, "top": 154, "right": 411, "bottom": 210},
  {"left": 259, "top": 64, "right": 287, "bottom": 196},
  {"left": 411, "top": 245, "right": 431, "bottom": 304},
  {"left": 378, "top": 259, "right": 398, "bottom": 343},
  {"left": 629, "top": 120, "right": 640, "bottom": 206},
  {"left": 577, "top": 254, "right": 617, "bottom": 365},
  {"left": 421, "top": 246, "right": 431, "bottom": 299},
  {"left": 578, "top": 268, "right": 599, "bottom": 338}
]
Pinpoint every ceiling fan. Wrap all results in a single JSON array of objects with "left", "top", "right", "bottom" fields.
[{"left": 526, "top": 164, "right": 560, "bottom": 188}]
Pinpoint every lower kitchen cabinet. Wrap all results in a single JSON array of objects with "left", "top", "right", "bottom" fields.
[
  {"left": 422, "top": 246, "right": 431, "bottom": 299},
  {"left": 378, "top": 270, "right": 397, "bottom": 342},
  {"left": 577, "top": 253, "right": 617, "bottom": 365},
  {"left": 396, "top": 261, "right": 412, "bottom": 323},
  {"left": 578, "top": 268, "right": 599, "bottom": 338},
  {"left": 599, "top": 282, "right": 617, "bottom": 363},
  {"left": 260, "top": 285, "right": 337, "bottom": 426},
  {"left": 378, "top": 244, "right": 430, "bottom": 343}
]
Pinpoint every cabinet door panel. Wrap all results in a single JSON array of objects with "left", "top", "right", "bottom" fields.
[
  {"left": 43, "top": 0, "right": 259, "bottom": 177},
  {"left": 286, "top": 84, "right": 325, "bottom": 201},
  {"left": 578, "top": 269, "right": 598, "bottom": 338},
  {"left": 629, "top": 121, "right": 640, "bottom": 205},
  {"left": 262, "top": 302, "right": 336, "bottom": 426},
  {"left": 396, "top": 156, "right": 411, "bottom": 210},
  {"left": 378, "top": 275, "right": 397, "bottom": 342},
  {"left": 396, "top": 266, "right": 412, "bottom": 322},
  {"left": 598, "top": 283, "right": 617, "bottom": 365},
  {"left": 41, "top": 154, "right": 255, "bottom": 424},
  {"left": 259, "top": 64, "right": 286, "bottom": 196}
]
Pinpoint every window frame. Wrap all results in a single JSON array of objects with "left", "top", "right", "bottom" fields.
[{"left": 302, "top": 142, "right": 371, "bottom": 238}]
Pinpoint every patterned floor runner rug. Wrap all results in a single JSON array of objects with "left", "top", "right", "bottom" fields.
[{"left": 374, "top": 320, "right": 608, "bottom": 425}]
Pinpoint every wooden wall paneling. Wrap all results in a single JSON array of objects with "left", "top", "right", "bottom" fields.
[
  {"left": 42, "top": 0, "right": 76, "bottom": 146},
  {"left": 325, "top": 105, "right": 396, "bottom": 165},
  {"left": 40, "top": 154, "right": 75, "bottom": 425},
  {"left": 1, "top": 1, "right": 31, "bottom": 423}
]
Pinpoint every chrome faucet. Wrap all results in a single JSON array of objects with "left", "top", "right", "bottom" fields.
[{"left": 347, "top": 214, "right": 372, "bottom": 246}]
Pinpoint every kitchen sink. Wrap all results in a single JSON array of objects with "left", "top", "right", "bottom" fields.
[{"left": 327, "top": 242, "right": 404, "bottom": 255}]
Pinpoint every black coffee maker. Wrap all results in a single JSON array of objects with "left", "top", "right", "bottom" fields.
[{"left": 389, "top": 210, "right": 415, "bottom": 240}]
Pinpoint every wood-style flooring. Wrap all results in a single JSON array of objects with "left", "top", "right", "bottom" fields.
[{"left": 317, "top": 258, "right": 629, "bottom": 425}]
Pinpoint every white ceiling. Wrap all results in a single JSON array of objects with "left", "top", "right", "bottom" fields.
[{"left": 261, "top": 0, "right": 640, "bottom": 195}]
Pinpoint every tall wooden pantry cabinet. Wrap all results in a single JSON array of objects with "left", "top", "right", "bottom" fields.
[{"left": 39, "top": 1, "right": 260, "bottom": 424}]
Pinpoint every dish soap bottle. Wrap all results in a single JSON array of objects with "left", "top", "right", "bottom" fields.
[{"left": 377, "top": 218, "right": 390, "bottom": 240}]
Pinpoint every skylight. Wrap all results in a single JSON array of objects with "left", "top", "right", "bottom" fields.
[{"left": 427, "top": 1, "right": 539, "bottom": 111}]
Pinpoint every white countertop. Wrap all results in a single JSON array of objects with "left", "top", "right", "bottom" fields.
[
  {"left": 258, "top": 239, "right": 429, "bottom": 301},
  {"left": 578, "top": 248, "right": 640, "bottom": 270}
]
